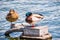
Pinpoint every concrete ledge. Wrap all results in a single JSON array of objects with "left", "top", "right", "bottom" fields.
[
  {"left": 24, "top": 26, "right": 48, "bottom": 36},
  {"left": 21, "top": 33, "right": 52, "bottom": 40}
]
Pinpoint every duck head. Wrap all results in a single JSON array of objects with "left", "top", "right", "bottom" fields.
[{"left": 9, "top": 9, "right": 15, "bottom": 14}]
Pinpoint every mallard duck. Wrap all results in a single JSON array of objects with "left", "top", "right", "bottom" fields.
[
  {"left": 6, "top": 9, "right": 19, "bottom": 22},
  {"left": 25, "top": 12, "right": 44, "bottom": 27}
]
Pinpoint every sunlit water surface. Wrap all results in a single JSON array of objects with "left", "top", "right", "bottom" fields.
[{"left": 0, "top": 0, "right": 60, "bottom": 40}]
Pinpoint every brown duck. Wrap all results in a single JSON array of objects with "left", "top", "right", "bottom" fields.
[{"left": 6, "top": 9, "right": 19, "bottom": 22}]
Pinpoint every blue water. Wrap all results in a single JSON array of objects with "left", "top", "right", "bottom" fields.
[{"left": 0, "top": 0, "right": 60, "bottom": 40}]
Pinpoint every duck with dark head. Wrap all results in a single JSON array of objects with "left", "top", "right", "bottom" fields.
[{"left": 25, "top": 12, "right": 44, "bottom": 28}]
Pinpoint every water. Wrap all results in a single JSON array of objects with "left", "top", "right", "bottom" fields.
[{"left": 0, "top": 0, "right": 60, "bottom": 40}]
